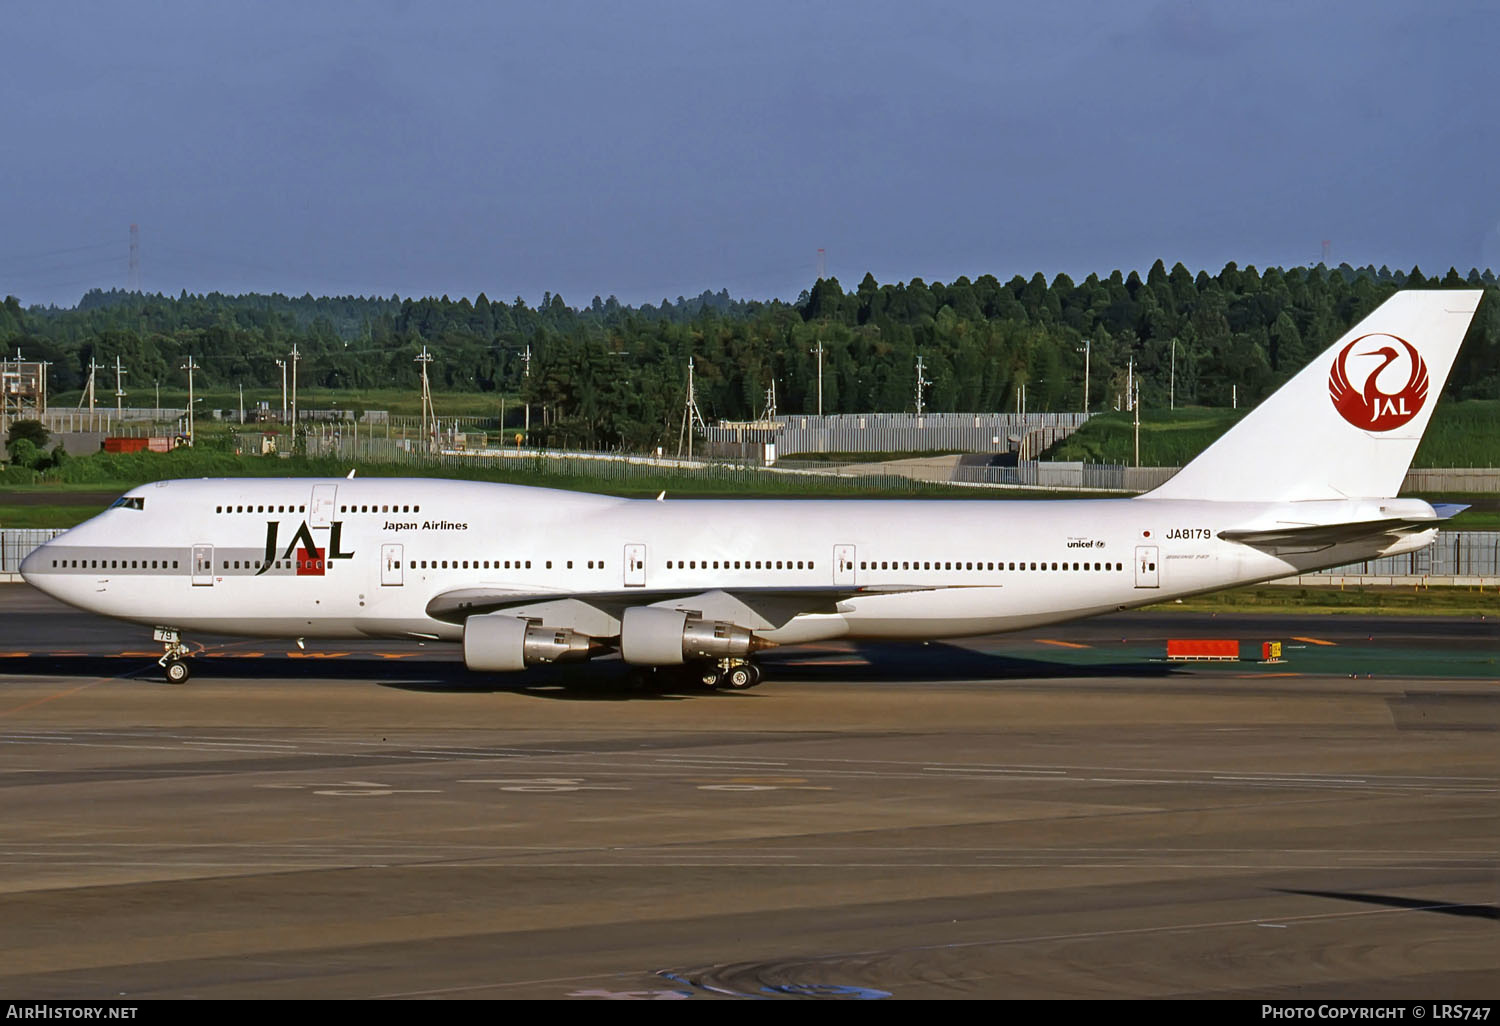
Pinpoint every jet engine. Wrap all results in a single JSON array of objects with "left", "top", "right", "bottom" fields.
[
  {"left": 618, "top": 606, "right": 762, "bottom": 666},
  {"left": 463, "top": 613, "right": 599, "bottom": 672}
]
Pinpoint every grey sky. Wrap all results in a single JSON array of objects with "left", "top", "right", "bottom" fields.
[{"left": 2, "top": 0, "right": 1496, "bottom": 308}]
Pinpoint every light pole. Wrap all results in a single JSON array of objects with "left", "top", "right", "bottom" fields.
[
  {"left": 1170, "top": 338, "right": 1177, "bottom": 411},
  {"left": 113, "top": 355, "right": 127, "bottom": 420},
  {"left": 1133, "top": 376, "right": 1141, "bottom": 467},
  {"left": 1078, "top": 338, "right": 1090, "bottom": 414},
  {"left": 275, "top": 358, "right": 287, "bottom": 423},
  {"left": 817, "top": 338, "right": 824, "bottom": 416},
  {"left": 288, "top": 344, "right": 300, "bottom": 435},
  {"left": 180, "top": 356, "right": 198, "bottom": 446}
]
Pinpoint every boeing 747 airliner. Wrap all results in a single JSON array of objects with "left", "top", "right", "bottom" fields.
[{"left": 20, "top": 290, "right": 1481, "bottom": 687}]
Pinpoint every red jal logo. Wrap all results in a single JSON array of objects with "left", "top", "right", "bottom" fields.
[{"left": 1328, "top": 333, "right": 1429, "bottom": 431}]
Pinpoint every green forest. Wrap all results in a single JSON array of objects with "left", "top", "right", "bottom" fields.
[{"left": 4, "top": 261, "right": 1498, "bottom": 452}]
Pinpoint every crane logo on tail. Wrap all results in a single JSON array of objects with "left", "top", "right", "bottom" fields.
[{"left": 1328, "top": 333, "right": 1429, "bottom": 431}]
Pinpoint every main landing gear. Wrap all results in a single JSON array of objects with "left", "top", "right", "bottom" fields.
[
  {"left": 154, "top": 627, "right": 192, "bottom": 684},
  {"left": 697, "top": 658, "right": 763, "bottom": 691}
]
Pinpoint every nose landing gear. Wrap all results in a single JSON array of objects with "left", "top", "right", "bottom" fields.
[{"left": 154, "top": 627, "right": 192, "bottom": 684}]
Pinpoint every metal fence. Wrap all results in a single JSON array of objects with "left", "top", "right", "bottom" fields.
[
  {"left": 0, "top": 529, "right": 64, "bottom": 573},
  {"left": 1401, "top": 468, "right": 1500, "bottom": 492},
  {"left": 952, "top": 463, "right": 1500, "bottom": 495},
  {"left": 951, "top": 461, "right": 1180, "bottom": 491},
  {"left": 705, "top": 412, "right": 1091, "bottom": 457},
  {"left": 40, "top": 409, "right": 187, "bottom": 433},
  {"left": 1308, "top": 530, "right": 1500, "bottom": 577}
]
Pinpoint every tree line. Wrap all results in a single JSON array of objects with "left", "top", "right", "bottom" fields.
[{"left": 2, "top": 260, "right": 1496, "bottom": 451}]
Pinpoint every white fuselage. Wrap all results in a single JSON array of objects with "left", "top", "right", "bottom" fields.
[{"left": 20, "top": 477, "right": 1433, "bottom": 649}]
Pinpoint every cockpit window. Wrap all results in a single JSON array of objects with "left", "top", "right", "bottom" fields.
[{"left": 109, "top": 496, "right": 145, "bottom": 511}]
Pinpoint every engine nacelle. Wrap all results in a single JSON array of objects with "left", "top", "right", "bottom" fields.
[
  {"left": 463, "top": 613, "right": 598, "bottom": 672},
  {"left": 619, "top": 606, "right": 758, "bottom": 666}
]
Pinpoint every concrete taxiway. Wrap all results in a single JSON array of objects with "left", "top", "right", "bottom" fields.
[{"left": 0, "top": 586, "right": 1495, "bottom": 999}]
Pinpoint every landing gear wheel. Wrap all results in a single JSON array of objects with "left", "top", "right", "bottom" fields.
[
  {"left": 154, "top": 628, "right": 192, "bottom": 684},
  {"left": 698, "top": 667, "right": 723, "bottom": 689},
  {"left": 722, "top": 664, "right": 760, "bottom": 690}
]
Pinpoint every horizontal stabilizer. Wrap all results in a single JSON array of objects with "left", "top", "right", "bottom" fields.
[
  {"left": 1430, "top": 503, "right": 1470, "bottom": 520},
  {"left": 1220, "top": 516, "right": 1441, "bottom": 548}
]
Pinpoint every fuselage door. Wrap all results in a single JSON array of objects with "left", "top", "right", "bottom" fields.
[
  {"left": 309, "top": 484, "right": 338, "bottom": 528},
  {"left": 624, "top": 543, "right": 646, "bottom": 587},
  {"left": 192, "top": 543, "right": 214, "bottom": 587},
  {"left": 1134, "top": 545, "right": 1160, "bottom": 589},
  {"left": 833, "top": 543, "right": 857, "bottom": 586},
  {"left": 381, "top": 543, "right": 404, "bottom": 586}
]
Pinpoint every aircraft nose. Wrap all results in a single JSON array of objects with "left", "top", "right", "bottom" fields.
[{"left": 19, "top": 536, "right": 58, "bottom": 590}]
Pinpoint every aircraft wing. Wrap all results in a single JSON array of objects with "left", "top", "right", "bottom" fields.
[{"left": 425, "top": 584, "right": 938, "bottom": 632}]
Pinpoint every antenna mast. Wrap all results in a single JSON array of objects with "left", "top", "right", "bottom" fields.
[
  {"left": 522, "top": 343, "right": 531, "bottom": 436},
  {"left": 78, "top": 358, "right": 102, "bottom": 413},
  {"left": 113, "top": 354, "right": 127, "bottom": 419},
  {"left": 676, "top": 356, "right": 707, "bottom": 459},
  {"left": 914, "top": 354, "right": 930, "bottom": 416},
  {"left": 181, "top": 356, "right": 198, "bottom": 446},
  {"left": 288, "top": 343, "right": 301, "bottom": 441},
  {"left": 416, "top": 345, "right": 436, "bottom": 453}
]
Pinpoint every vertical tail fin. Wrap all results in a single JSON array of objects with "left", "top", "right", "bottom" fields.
[{"left": 1142, "top": 290, "right": 1481, "bottom": 503}]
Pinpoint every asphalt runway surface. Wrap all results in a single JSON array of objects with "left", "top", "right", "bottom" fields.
[{"left": 0, "top": 586, "right": 1495, "bottom": 1000}]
